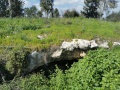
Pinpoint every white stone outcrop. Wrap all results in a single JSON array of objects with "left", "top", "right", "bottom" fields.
[
  {"left": 37, "top": 35, "right": 44, "bottom": 40},
  {"left": 113, "top": 42, "right": 120, "bottom": 46},
  {"left": 98, "top": 41, "right": 109, "bottom": 48},
  {"left": 61, "top": 39, "right": 98, "bottom": 51},
  {"left": 52, "top": 49, "right": 62, "bottom": 58},
  {"left": 27, "top": 39, "right": 120, "bottom": 73}
]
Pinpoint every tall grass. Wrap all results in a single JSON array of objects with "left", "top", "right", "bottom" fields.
[{"left": 0, "top": 17, "right": 120, "bottom": 50}]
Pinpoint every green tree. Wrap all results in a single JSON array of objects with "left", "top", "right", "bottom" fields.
[
  {"left": 81, "top": 0, "right": 118, "bottom": 18},
  {"left": 40, "top": 0, "right": 54, "bottom": 18},
  {"left": 63, "top": 9, "right": 79, "bottom": 18},
  {"left": 24, "top": 5, "right": 38, "bottom": 17},
  {"left": 24, "top": 7, "right": 30, "bottom": 17},
  {"left": 0, "top": 0, "right": 8, "bottom": 17},
  {"left": 7, "top": 0, "right": 24, "bottom": 18},
  {"left": 37, "top": 10, "right": 43, "bottom": 17},
  {"left": 99, "top": 0, "right": 118, "bottom": 17},
  {"left": 81, "top": 0, "right": 100, "bottom": 18},
  {"left": 29, "top": 5, "right": 37, "bottom": 17},
  {"left": 106, "top": 11, "right": 120, "bottom": 22},
  {"left": 53, "top": 8, "right": 59, "bottom": 18}
]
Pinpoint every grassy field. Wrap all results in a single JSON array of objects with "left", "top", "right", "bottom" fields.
[{"left": 0, "top": 17, "right": 120, "bottom": 50}]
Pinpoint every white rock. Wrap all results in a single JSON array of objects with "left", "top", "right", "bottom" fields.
[
  {"left": 61, "top": 41, "right": 75, "bottom": 51},
  {"left": 98, "top": 41, "right": 109, "bottom": 48},
  {"left": 113, "top": 42, "right": 120, "bottom": 46},
  {"left": 77, "top": 39, "right": 90, "bottom": 49},
  {"left": 27, "top": 38, "right": 118, "bottom": 73},
  {"left": 37, "top": 35, "right": 44, "bottom": 40},
  {"left": 90, "top": 40, "right": 98, "bottom": 48},
  {"left": 80, "top": 51, "right": 86, "bottom": 57},
  {"left": 31, "top": 51, "right": 39, "bottom": 58},
  {"left": 60, "top": 39, "right": 98, "bottom": 51},
  {"left": 52, "top": 49, "right": 62, "bottom": 58},
  {"left": 6, "top": 36, "right": 10, "bottom": 38}
]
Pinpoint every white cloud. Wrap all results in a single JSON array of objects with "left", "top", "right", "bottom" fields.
[
  {"left": 24, "top": 0, "right": 84, "bottom": 13},
  {"left": 24, "top": 0, "right": 120, "bottom": 13},
  {"left": 34, "top": 3, "right": 41, "bottom": 10},
  {"left": 54, "top": 0, "right": 84, "bottom": 6},
  {"left": 54, "top": 0, "right": 84, "bottom": 12},
  {"left": 24, "top": 0, "right": 41, "bottom": 10},
  {"left": 24, "top": 0, "right": 32, "bottom": 8}
]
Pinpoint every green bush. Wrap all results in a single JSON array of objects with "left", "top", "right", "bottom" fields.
[
  {"left": 0, "top": 73, "right": 49, "bottom": 90},
  {"left": 6, "top": 47, "right": 30, "bottom": 76},
  {"left": 63, "top": 9, "right": 79, "bottom": 18},
  {"left": 65, "top": 47, "right": 120, "bottom": 90},
  {"left": 22, "top": 24, "right": 41, "bottom": 30},
  {"left": 0, "top": 47, "right": 120, "bottom": 90},
  {"left": 106, "top": 11, "right": 120, "bottom": 22}
]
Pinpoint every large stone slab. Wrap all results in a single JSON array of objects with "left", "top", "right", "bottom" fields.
[{"left": 27, "top": 39, "right": 120, "bottom": 73}]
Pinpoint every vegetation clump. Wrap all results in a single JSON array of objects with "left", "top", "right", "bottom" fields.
[{"left": 0, "top": 47, "right": 120, "bottom": 90}]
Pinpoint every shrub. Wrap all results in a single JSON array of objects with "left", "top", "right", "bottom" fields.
[
  {"left": 65, "top": 47, "right": 120, "bottom": 90},
  {"left": 106, "top": 11, "right": 120, "bottom": 22},
  {"left": 1, "top": 47, "right": 120, "bottom": 90},
  {"left": 63, "top": 9, "right": 79, "bottom": 18},
  {"left": 6, "top": 47, "right": 30, "bottom": 76},
  {"left": 22, "top": 24, "right": 41, "bottom": 30}
]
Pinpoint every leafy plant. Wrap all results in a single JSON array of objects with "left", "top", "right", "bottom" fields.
[{"left": 6, "top": 47, "right": 30, "bottom": 76}]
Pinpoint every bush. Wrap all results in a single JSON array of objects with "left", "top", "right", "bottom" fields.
[
  {"left": 0, "top": 73, "right": 49, "bottom": 90},
  {"left": 22, "top": 24, "right": 41, "bottom": 30},
  {"left": 63, "top": 9, "right": 79, "bottom": 18},
  {"left": 106, "top": 11, "right": 120, "bottom": 22},
  {"left": 6, "top": 47, "right": 30, "bottom": 76},
  {"left": 1, "top": 47, "right": 120, "bottom": 90},
  {"left": 65, "top": 47, "right": 120, "bottom": 90}
]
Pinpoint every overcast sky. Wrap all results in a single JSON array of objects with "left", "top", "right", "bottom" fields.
[{"left": 24, "top": 0, "right": 120, "bottom": 13}]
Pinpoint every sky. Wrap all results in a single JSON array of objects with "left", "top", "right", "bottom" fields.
[
  {"left": 24, "top": 0, "right": 120, "bottom": 14},
  {"left": 24, "top": 0, "right": 84, "bottom": 13}
]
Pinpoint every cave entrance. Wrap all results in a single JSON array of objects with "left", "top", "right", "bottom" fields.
[{"left": 31, "top": 59, "right": 78, "bottom": 77}]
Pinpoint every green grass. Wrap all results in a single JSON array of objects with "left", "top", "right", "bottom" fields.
[{"left": 0, "top": 17, "right": 120, "bottom": 50}]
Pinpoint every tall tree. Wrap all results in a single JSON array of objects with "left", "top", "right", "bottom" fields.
[
  {"left": 53, "top": 8, "right": 59, "bottom": 18},
  {"left": 24, "top": 7, "right": 31, "bottom": 17},
  {"left": 24, "top": 5, "right": 38, "bottom": 17},
  {"left": 0, "top": 0, "right": 8, "bottom": 17},
  {"left": 99, "top": 0, "right": 118, "bottom": 17},
  {"left": 81, "top": 0, "right": 118, "bottom": 18},
  {"left": 37, "top": 11, "right": 43, "bottom": 17},
  {"left": 81, "top": 0, "right": 100, "bottom": 18},
  {"left": 63, "top": 9, "right": 79, "bottom": 18},
  {"left": 7, "top": 0, "right": 24, "bottom": 18},
  {"left": 40, "top": 0, "right": 54, "bottom": 18},
  {"left": 106, "top": 11, "right": 120, "bottom": 22}
]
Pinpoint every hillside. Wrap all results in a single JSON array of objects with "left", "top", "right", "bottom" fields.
[
  {"left": 0, "top": 18, "right": 120, "bottom": 49},
  {"left": 0, "top": 18, "right": 120, "bottom": 90}
]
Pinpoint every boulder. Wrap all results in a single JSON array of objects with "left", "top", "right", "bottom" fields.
[
  {"left": 61, "top": 39, "right": 98, "bottom": 51},
  {"left": 98, "top": 41, "right": 109, "bottom": 48},
  {"left": 27, "top": 39, "right": 119, "bottom": 73},
  {"left": 37, "top": 35, "right": 44, "bottom": 40},
  {"left": 27, "top": 39, "right": 99, "bottom": 72},
  {"left": 113, "top": 42, "right": 120, "bottom": 46}
]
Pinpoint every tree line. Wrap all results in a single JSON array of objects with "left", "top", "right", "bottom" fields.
[{"left": 0, "top": 0, "right": 118, "bottom": 19}]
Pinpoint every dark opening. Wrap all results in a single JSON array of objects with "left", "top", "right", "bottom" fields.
[{"left": 31, "top": 59, "right": 78, "bottom": 77}]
